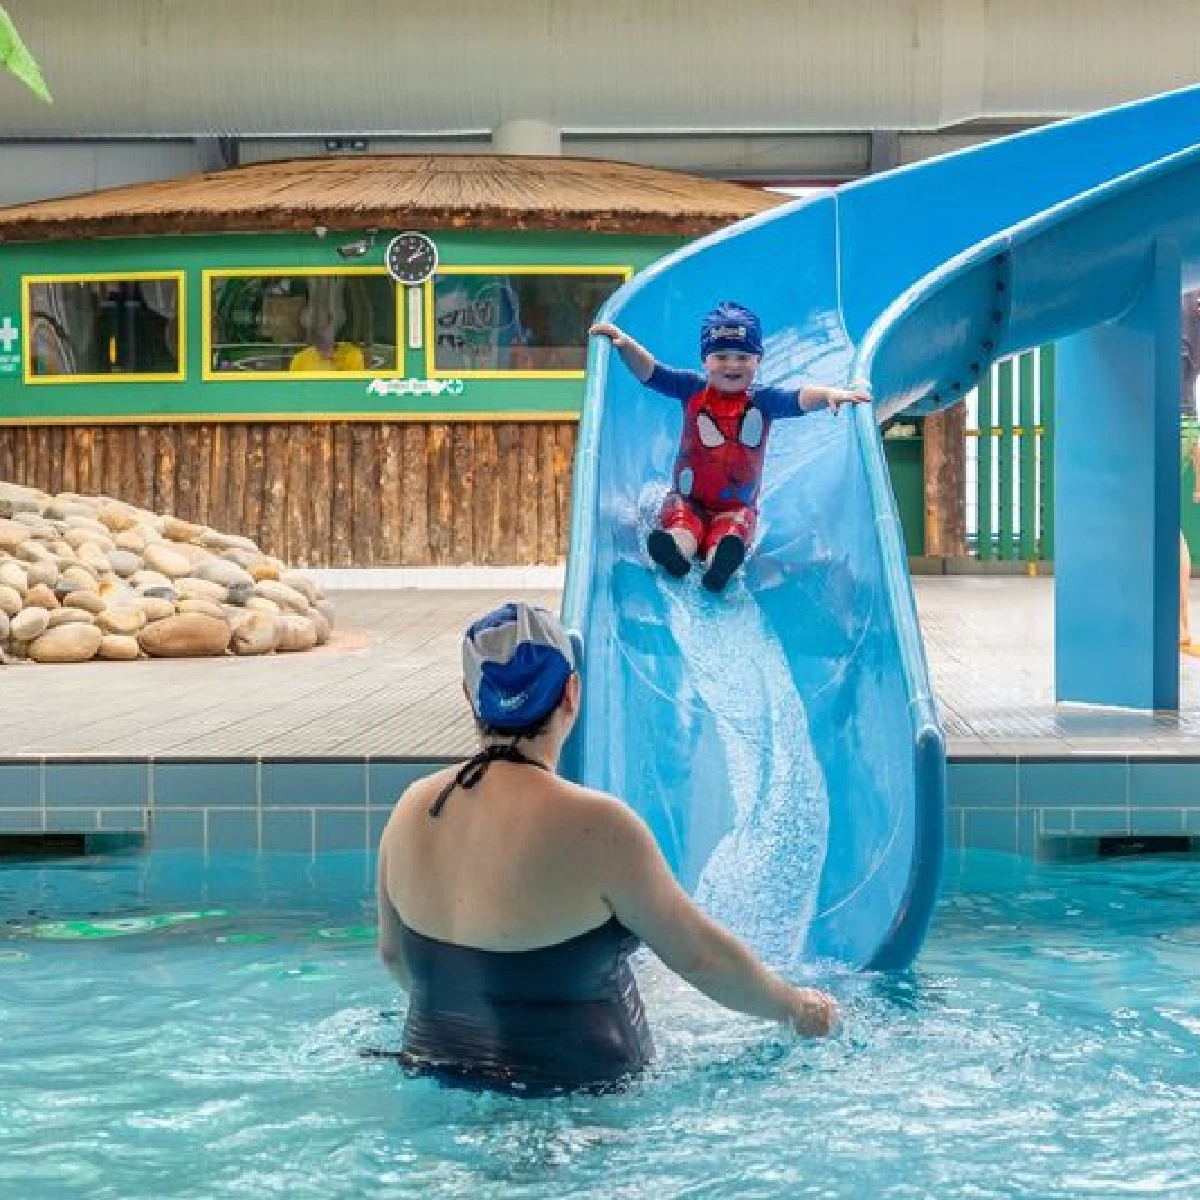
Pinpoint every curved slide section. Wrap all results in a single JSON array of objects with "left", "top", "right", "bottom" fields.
[{"left": 562, "top": 85, "right": 1200, "bottom": 972}]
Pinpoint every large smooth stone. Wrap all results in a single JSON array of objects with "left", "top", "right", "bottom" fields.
[
  {"left": 275, "top": 614, "right": 318, "bottom": 652},
  {"left": 98, "top": 606, "right": 147, "bottom": 635},
  {"left": 23, "top": 560, "right": 58, "bottom": 589},
  {"left": 137, "top": 614, "right": 231, "bottom": 658},
  {"left": 14, "top": 541, "right": 56, "bottom": 565},
  {"left": 60, "top": 566, "right": 99, "bottom": 594},
  {"left": 0, "top": 584, "right": 22, "bottom": 615},
  {"left": 97, "top": 505, "right": 139, "bottom": 533},
  {"left": 201, "top": 530, "right": 259, "bottom": 553},
  {"left": 0, "top": 561, "right": 28, "bottom": 592},
  {"left": 97, "top": 634, "right": 140, "bottom": 661},
  {"left": 64, "top": 590, "right": 106, "bottom": 615},
  {"left": 249, "top": 561, "right": 281, "bottom": 582},
  {"left": 310, "top": 609, "right": 331, "bottom": 646},
  {"left": 10, "top": 607, "right": 49, "bottom": 641},
  {"left": 0, "top": 610, "right": 8, "bottom": 641},
  {"left": 253, "top": 580, "right": 310, "bottom": 614},
  {"left": 314, "top": 599, "right": 336, "bottom": 628},
  {"left": 279, "top": 570, "right": 321, "bottom": 603},
  {"left": 25, "top": 583, "right": 60, "bottom": 610},
  {"left": 114, "top": 530, "right": 147, "bottom": 553},
  {"left": 175, "top": 577, "right": 226, "bottom": 604},
  {"left": 176, "top": 597, "right": 226, "bottom": 621},
  {"left": 190, "top": 558, "right": 254, "bottom": 589},
  {"left": 129, "top": 569, "right": 173, "bottom": 591},
  {"left": 231, "top": 611, "right": 280, "bottom": 656},
  {"left": 246, "top": 596, "right": 280, "bottom": 615},
  {"left": 64, "top": 526, "right": 114, "bottom": 553},
  {"left": 47, "top": 607, "right": 96, "bottom": 629},
  {"left": 139, "top": 596, "right": 176, "bottom": 622},
  {"left": 162, "top": 517, "right": 207, "bottom": 543},
  {"left": 105, "top": 549, "right": 143, "bottom": 577},
  {"left": 143, "top": 544, "right": 194, "bottom": 579},
  {"left": 28, "top": 623, "right": 103, "bottom": 663}
]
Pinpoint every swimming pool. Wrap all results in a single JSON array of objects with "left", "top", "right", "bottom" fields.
[{"left": 2, "top": 849, "right": 1198, "bottom": 1199}]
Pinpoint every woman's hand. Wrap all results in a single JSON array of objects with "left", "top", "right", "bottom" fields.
[{"left": 784, "top": 986, "right": 839, "bottom": 1037}]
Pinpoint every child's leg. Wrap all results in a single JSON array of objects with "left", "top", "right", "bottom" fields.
[
  {"left": 700, "top": 507, "right": 758, "bottom": 593},
  {"left": 650, "top": 494, "right": 704, "bottom": 578}
]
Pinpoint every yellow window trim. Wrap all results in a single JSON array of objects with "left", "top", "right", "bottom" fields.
[
  {"left": 201, "top": 267, "right": 404, "bottom": 383},
  {"left": 23, "top": 271, "right": 187, "bottom": 385},
  {"left": 424, "top": 264, "right": 632, "bottom": 380}
]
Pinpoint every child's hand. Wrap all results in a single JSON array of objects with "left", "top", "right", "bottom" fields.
[
  {"left": 589, "top": 321, "right": 628, "bottom": 347},
  {"left": 825, "top": 385, "right": 872, "bottom": 415}
]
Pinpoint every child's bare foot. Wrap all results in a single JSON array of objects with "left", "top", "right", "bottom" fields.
[
  {"left": 701, "top": 534, "right": 746, "bottom": 593},
  {"left": 648, "top": 528, "right": 691, "bottom": 578}
]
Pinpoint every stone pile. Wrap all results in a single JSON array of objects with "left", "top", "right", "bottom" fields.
[{"left": 0, "top": 482, "right": 334, "bottom": 664}]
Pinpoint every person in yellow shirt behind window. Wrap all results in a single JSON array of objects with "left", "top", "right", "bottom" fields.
[{"left": 289, "top": 328, "right": 366, "bottom": 373}]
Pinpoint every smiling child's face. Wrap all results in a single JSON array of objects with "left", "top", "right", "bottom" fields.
[{"left": 704, "top": 350, "right": 760, "bottom": 393}]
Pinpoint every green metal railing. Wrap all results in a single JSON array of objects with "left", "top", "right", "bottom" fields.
[{"left": 966, "top": 346, "right": 1055, "bottom": 563}]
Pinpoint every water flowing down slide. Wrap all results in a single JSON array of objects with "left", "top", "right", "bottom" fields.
[{"left": 561, "top": 85, "right": 1200, "bottom": 971}]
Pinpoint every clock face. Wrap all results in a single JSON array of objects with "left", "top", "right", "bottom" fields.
[{"left": 385, "top": 232, "right": 438, "bottom": 286}]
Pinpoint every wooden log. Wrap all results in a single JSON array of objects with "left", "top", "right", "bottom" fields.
[
  {"left": 923, "top": 406, "right": 967, "bottom": 558},
  {"left": 351, "top": 422, "right": 379, "bottom": 565},
  {"left": 176, "top": 424, "right": 201, "bottom": 523},
  {"left": 496, "top": 423, "right": 521, "bottom": 563},
  {"left": 242, "top": 424, "right": 266, "bottom": 547},
  {"left": 554, "top": 422, "right": 576, "bottom": 560},
  {"left": 285, "top": 424, "right": 310, "bottom": 565},
  {"left": 222, "top": 423, "right": 249, "bottom": 540},
  {"left": 330, "top": 423, "right": 353, "bottom": 566},
  {"left": 0, "top": 428, "right": 13, "bottom": 484},
  {"left": 114, "top": 425, "right": 137, "bottom": 508},
  {"left": 537, "top": 423, "right": 559, "bottom": 564},
  {"left": 307, "top": 423, "right": 333, "bottom": 566},
  {"left": 400, "top": 423, "right": 429, "bottom": 565},
  {"left": 472, "top": 423, "right": 500, "bottom": 565},
  {"left": 154, "top": 425, "right": 176, "bottom": 515},
  {"left": 260, "top": 423, "right": 290, "bottom": 559},
  {"left": 134, "top": 425, "right": 156, "bottom": 511},
  {"left": 450, "top": 423, "right": 475, "bottom": 564},
  {"left": 426, "top": 423, "right": 453, "bottom": 564},
  {"left": 378, "top": 423, "right": 404, "bottom": 565},
  {"left": 516, "top": 424, "right": 540, "bottom": 564}
]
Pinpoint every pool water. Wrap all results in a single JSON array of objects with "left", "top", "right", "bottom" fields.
[{"left": 2, "top": 849, "right": 1199, "bottom": 1199}]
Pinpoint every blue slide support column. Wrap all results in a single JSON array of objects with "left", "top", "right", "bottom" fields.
[{"left": 1055, "top": 240, "right": 1182, "bottom": 710}]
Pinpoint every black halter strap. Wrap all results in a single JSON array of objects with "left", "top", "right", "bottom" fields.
[{"left": 428, "top": 743, "right": 549, "bottom": 818}]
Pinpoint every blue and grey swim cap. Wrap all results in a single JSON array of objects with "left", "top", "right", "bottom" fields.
[
  {"left": 463, "top": 602, "right": 577, "bottom": 729},
  {"left": 700, "top": 301, "right": 764, "bottom": 359}
]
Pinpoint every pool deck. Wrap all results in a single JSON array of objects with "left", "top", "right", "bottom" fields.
[
  {"left": 4, "top": 575, "right": 1200, "bottom": 761},
  {"left": 4, "top": 577, "right": 1200, "bottom": 856}
]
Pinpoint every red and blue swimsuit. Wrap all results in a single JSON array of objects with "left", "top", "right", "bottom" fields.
[{"left": 646, "top": 365, "right": 805, "bottom": 555}]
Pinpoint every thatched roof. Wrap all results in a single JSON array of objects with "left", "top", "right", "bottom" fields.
[{"left": 0, "top": 154, "right": 786, "bottom": 243}]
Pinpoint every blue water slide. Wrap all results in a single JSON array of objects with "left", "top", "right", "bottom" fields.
[{"left": 562, "top": 85, "right": 1200, "bottom": 971}]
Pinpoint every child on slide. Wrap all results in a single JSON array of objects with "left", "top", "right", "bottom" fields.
[{"left": 591, "top": 302, "right": 871, "bottom": 592}]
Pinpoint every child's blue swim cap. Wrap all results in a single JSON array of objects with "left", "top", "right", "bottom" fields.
[
  {"left": 462, "top": 602, "right": 576, "bottom": 728},
  {"left": 700, "top": 301, "right": 763, "bottom": 359}
]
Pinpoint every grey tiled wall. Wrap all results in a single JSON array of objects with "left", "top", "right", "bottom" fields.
[{"left": 3, "top": 755, "right": 1199, "bottom": 858}]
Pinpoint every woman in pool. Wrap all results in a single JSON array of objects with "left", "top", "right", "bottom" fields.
[{"left": 375, "top": 601, "right": 838, "bottom": 1094}]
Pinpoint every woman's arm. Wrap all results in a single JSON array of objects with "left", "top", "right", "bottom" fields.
[
  {"left": 376, "top": 838, "right": 411, "bottom": 991},
  {"left": 597, "top": 800, "right": 837, "bottom": 1036},
  {"left": 590, "top": 321, "right": 657, "bottom": 383}
]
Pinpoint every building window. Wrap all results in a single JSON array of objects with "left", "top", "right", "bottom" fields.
[
  {"left": 427, "top": 267, "right": 630, "bottom": 378},
  {"left": 205, "top": 270, "right": 399, "bottom": 379},
  {"left": 25, "top": 273, "right": 185, "bottom": 382}
]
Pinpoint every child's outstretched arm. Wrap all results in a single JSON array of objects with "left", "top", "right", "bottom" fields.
[
  {"left": 799, "top": 383, "right": 872, "bottom": 415},
  {"left": 590, "top": 322, "right": 656, "bottom": 383}
]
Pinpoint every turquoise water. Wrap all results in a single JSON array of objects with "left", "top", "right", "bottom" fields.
[{"left": 2, "top": 849, "right": 1199, "bottom": 1199}]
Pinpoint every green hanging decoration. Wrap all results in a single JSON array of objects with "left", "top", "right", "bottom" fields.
[{"left": 0, "top": 5, "right": 51, "bottom": 104}]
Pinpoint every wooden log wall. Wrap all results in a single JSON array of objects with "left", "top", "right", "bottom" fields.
[{"left": 0, "top": 421, "right": 578, "bottom": 567}]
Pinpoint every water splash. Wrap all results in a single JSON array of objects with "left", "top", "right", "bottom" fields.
[{"left": 645, "top": 498, "right": 830, "bottom": 973}]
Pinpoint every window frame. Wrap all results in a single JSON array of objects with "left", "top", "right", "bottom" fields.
[
  {"left": 202, "top": 266, "right": 403, "bottom": 383},
  {"left": 423, "top": 264, "right": 632, "bottom": 381},
  {"left": 23, "top": 270, "right": 187, "bottom": 385}
]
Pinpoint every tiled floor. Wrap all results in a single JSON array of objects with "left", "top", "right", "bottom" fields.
[{"left": 4, "top": 577, "right": 1200, "bottom": 760}]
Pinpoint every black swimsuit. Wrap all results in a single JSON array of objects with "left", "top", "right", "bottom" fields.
[{"left": 390, "top": 745, "right": 654, "bottom": 1094}]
